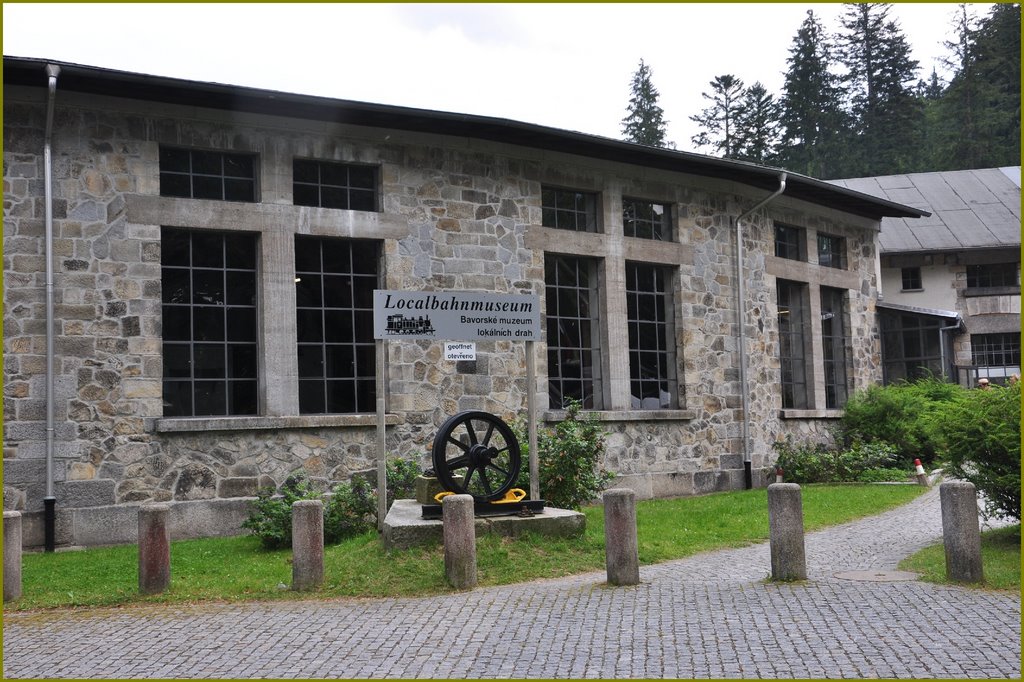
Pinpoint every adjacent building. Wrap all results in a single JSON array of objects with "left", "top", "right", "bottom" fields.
[
  {"left": 832, "top": 168, "right": 1021, "bottom": 386},
  {"left": 3, "top": 58, "right": 925, "bottom": 547}
]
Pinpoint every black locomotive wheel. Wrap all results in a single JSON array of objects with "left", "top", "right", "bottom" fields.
[{"left": 431, "top": 411, "right": 522, "bottom": 501}]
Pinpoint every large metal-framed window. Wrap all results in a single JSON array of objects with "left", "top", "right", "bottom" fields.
[
  {"left": 623, "top": 198, "right": 670, "bottom": 241},
  {"left": 541, "top": 187, "right": 598, "bottom": 232},
  {"left": 295, "top": 236, "right": 379, "bottom": 414},
  {"left": 777, "top": 279, "right": 809, "bottom": 409},
  {"left": 159, "top": 147, "right": 256, "bottom": 202},
  {"left": 161, "top": 228, "right": 259, "bottom": 417},
  {"left": 971, "top": 333, "right": 1021, "bottom": 368},
  {"left": 966, "top": 262, "right": 1019, "bottom": 288},
  {"left": 817, "top": 233, "right": 847, "bottom": 269},
  {"left": 545, "top": 254, "right": 602, "bottom": 408},
  {"left": 820, "top": 287, "right": 849, "bottom": 409},
  {"left": 774, "top": 224, "right": 806, "bottom": 261},
  {"left": 293, "top": 160, "right": 378, "bottom": 211},
  {"left": 880, "top": 312, "right": 943, "bottom": 384},
  {"left": 626, "top": 262, "right": 675, "bottom": 409}
]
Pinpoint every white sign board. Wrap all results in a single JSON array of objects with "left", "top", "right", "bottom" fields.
[
  {"left": 444, "top": 341, "right": 477, "bottom": 361},
  {"left": 373, "top": 290, "right": 541, "bottom": 341}
]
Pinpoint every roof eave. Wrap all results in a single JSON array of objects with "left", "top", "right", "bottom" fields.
[{"left": 3, "top": 56, "right": 927, "bottom": 221}]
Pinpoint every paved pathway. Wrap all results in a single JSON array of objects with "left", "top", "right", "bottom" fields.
[{"left": 3, "top": 486, "right": 1020, "bottom": 678}]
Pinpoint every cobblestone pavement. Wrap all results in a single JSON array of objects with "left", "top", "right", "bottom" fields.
[{"left": 3, "top": 486, "right": 1020, "bottom": 679}]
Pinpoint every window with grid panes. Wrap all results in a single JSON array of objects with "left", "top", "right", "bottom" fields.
[
  {"left": 626, "top": 263, "right": 675, "bottom": 408},
  {"left": 777, "top": 279, "right": 809, "bottom": 409},
  {"left": 623, "top": 198, "right": 670, "bottom": 240},
  {"left": 295, "top": 236, "right": 379, "bottom": 414},
  {"left": 966, "top": 262, "right": 1020, "bottom": 288},
  {"left": 293, "top": 160, "right": 378, "bottom": 211},
  {"left": 774, "top": 224, "right": 806, "bottom": 261},
  {"left": 971, "top": 333, "right": 1021, "bottom": 368},
  {"left": 820, "top": 287, "right": 849, "bottom": 409},
  {"left": 817, "top": 233, "right": 847, "bottom": 269},
  {"left": 159, "top": 147, "right": 256, "bottom": 202},
  {"left": 901, "top": 267, "right": 922, "bottom": 290},
  {"left": 545, "top": 254, "right": 602, "bottom": 408},
  {"left": 161, "top": 228, "right": 259, "bottom": 417},
  {"left": 541, "top": 187, "right": 598, "bottom": 232}
]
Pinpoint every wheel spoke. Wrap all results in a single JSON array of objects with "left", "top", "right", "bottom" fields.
[
  {"left": 482, "top": 422, "right": 495, "bottom": 446},
  {"left": 446, "top": 454, "right": 470, "bottom": 471},
  {"left": 446, "top": 435, "right": 470, "bottom": 452},
  {"left": 464, "top": 420, "right": 479, "bottom": 446},
  {"left": 480, "top": 468, "right": 493, "bottom": 495},
  {"left": 487, "top": 462, "right": 509, "bottom": 477}
]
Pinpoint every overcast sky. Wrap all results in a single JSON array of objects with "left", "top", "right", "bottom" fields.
[{"left": 3, "top": 3, "right": 986, "bottom": 153}]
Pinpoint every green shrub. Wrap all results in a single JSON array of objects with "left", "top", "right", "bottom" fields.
[
  {"left": 324, "top": 476, "right": 377, "bottom": 543},
  {"left": 514, "top": 400, "right": 614, "bottom": 510},
  {"left": 837, "top": 378, "right": 962, "bottom": 465},
  {"left": 241, "top": 474, "right": 320, "bottom": 549},
  {"left": 930, "top": 381, "right": 1020, "bottom": 521},
  {"left": 770, "top": 437, "right": 901, "bottom": 484},
  {"left": 244, "top": 459, "right": 425, "bottom": 547}
]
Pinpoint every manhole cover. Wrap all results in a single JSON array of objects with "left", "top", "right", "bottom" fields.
[{"left": 834, "top": 570, "right": 921, "bottom": 582}]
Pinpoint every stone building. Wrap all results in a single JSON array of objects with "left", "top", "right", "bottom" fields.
[
  {"left": 3, "top": 58, "right": 925, "bottom": 547},
  {"left": 832, "top": 168, "right": 1021, "bottom": 386}
]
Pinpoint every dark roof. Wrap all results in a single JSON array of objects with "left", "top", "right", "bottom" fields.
[
  {"left": 830, "top": 168, "right": 1020, "bottom": 253},
  {"left": 4, "top": 56, "right": 927, "bottom": 221}
]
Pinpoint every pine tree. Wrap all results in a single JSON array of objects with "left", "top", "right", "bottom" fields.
[
  {"left": 970, "top": 2, "right": 1021, "bottom": 167},
  {"left": 689, "top": 74, "right": 745, "bottom": 158},
  {"left": 777, "top": 10, "right": 849, "bottom": 178},
  {"left": 835, "top": 2, "right": 924, "bottom": 175},
  {"left": 931, "top": 3, "right": 1021, "bottom": 170},
  {"left": 621, "top": 59, "right": 671, "bottom": 147},
  {"left": 733, "top": 82, "right": 782, "bottom": 164}
]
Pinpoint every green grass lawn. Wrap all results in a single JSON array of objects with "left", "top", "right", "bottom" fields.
[
  {"left": 10, "top": 484, "right": 926, "bottom": 611},
  {"left": 899, "top": 523, "right": 1021, "bottom": 591}
]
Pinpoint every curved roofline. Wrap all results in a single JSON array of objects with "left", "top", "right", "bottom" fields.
[{"left": 4, "top": 56, "right": 927, "bottom": 220}]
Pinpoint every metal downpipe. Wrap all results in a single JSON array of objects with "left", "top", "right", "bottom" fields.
[
  {"left": 734, "top": 172, "right": 787, "bottom": 489},
  {"left": 43, "top": 63, "right": 61, "bottom": 551}
]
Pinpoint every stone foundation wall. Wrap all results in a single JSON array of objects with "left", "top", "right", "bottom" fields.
[{"left": 4, "top": 85, "right": 883, "bottom": 545}]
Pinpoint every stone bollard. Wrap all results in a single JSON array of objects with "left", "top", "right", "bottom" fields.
[
  {"left": 603, "top": 488, "right": 640, "bottom": 586},
  {"left": 291, "top": 499, "right": 324, "bottom": 591},
  {"left": 4, "top": 511, "right": 23, "bottom": 602},
  {"left": 443, "top": 494, "right": 477, "bottom": 590},
  {"left": 939, "top": 481, "right": 984, "bottom": 583},
  {"left": 768, "top": 483, "right": 807, "bottom": 581},
  {"left": 138, "top": 504, "right": 171, "bottom": 595}
]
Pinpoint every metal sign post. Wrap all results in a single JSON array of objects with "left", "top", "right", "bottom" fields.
[{"left": 372, "top": 290, "right": 543, "bottom": 518}]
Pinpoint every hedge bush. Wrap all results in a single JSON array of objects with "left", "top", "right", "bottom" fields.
[
  {"left": 837, "top": 377, "right": 962, "bottom": 465},
  {"left": 929, "top": 381, "right": 1021, "bottom": 521},
  {"left": 770, "top": 436, "right": 902, "bottom": 484}
]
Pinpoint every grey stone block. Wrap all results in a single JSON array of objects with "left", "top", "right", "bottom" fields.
[
  {"left": 56, "top": 479, "right": 117, "bottom": 508},
  {"left": 4, "top": 486, "right": 26, "bottom": 511},
  {"left": 217, "top": 477, "right": 259, "bottom": 498}
]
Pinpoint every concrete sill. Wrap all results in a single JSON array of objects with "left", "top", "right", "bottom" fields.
[
  {"left": 542, "top": 409, "right": 695, "bottom": 423},
  {"left": 154, "top": 414, "right": 401, "bottom": 433},
  {"left": 779, "top": 409, "right": 844, "bottom": 419}
]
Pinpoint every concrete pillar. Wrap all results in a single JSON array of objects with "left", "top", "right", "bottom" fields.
[
  {"left": 4, "top": 511, "right": 22, "bottom": 602},
  {"left": 291, "top": 499, "right": 324, "bottom": 591},
  {"left": 768, "top": 483, "right": 807, "bottom": 581},
  {"left": 940, "top": 481, "right": 984, "bottom": 583},
  {"left": 603, "top": 488, "right": 640, "bottom": 586},
  {"left": 138, "top": 504, "right": 171, "bottom": 595},
  {"left": 443, "top": 494, "right": 476, "bottom": 590}
]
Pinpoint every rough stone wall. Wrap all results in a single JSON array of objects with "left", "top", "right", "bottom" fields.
[{"left": 3, "top": 86, "right": 884, "bottom": 544}]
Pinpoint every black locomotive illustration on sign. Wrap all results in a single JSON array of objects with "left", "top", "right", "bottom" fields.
[{"left": 385, "top": 313, "right": 436, "bottom": 335}]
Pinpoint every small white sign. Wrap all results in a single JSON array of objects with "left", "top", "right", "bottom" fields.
[{"left": 444, "top": 341, "right": 477, "bottom": 361}]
